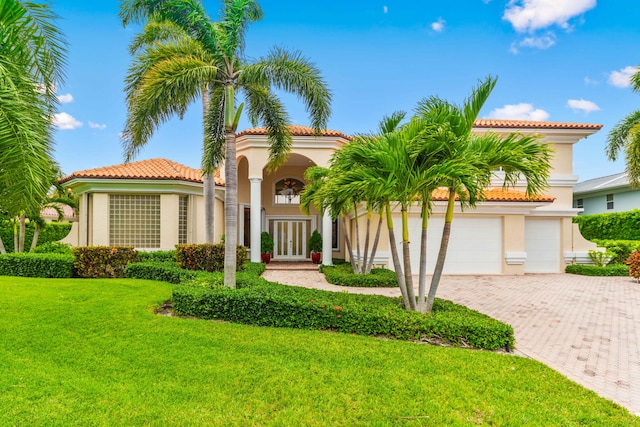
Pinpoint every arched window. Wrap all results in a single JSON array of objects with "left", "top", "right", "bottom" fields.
[{"left": 274, "top": 177, "right": 304, "bottom": 205}]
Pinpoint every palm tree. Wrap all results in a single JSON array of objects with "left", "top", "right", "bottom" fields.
[
  {"left": 606, "top": 67, "right": 640, "bottom": 186},
  {"left": 120, "top": 0, "right": 331, "bottom": 288},
  {"left": 0, "top": 1, "right": 67, "bottom": 231},
  {"left": 416, "top": 77, "right": 552, "bottom": 312}
]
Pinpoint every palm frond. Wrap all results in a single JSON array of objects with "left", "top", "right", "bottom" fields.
[{"left": 606, "top": 110, "right": 640, "bottom": 161}]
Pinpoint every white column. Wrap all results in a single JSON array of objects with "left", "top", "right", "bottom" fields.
[
  {"left": 322, "top": 210, "right": 333, "bottom": 265},
  {"left": 250, "top": 177, "right": 263, "bottom": 262}
]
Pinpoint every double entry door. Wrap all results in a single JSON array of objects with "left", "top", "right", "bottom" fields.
[{"left": 272, "top": 220, "right": 309, "bottom": 260}]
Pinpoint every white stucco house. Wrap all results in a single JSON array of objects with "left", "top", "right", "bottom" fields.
[
  {"left": 60, "top": 119, "right": 602, "bottom": 274},
  {"left": 573, "top": 172, "right": 640, "bottom": 215}
]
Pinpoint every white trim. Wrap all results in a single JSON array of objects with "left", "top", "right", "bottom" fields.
[{"left": 505, "top": 251, "right": 527, "bottom": 265}]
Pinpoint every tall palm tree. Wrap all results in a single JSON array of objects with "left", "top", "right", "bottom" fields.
[
  {"left": 121, "top": 0, "right": 331, "bottom": 287},
  {"left": 606, "top": 67, "right": 640, "bottom": 186},
  {"left": 0, "top": 1, "right": 67, "bottom": 238},
  {"left": 416, "top": 77, "right": 552, "bottom": 312}
]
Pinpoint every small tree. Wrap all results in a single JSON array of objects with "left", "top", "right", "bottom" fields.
[
  {"left": 309, "top": 230, "right": 322, "bottom": 253},
  {"left": 260, "top": 231, "right": 274, "bottom": 254}
]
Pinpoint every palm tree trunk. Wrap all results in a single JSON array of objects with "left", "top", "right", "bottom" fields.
[
  {"left": 361, "top": 208, "right": 371, "bottom": 274},
  {"left": 18, "top": 214, "right": 26, "bottom": 253},
  {"left": 30, "top": 223, "right": 40, "bottom": 250},
  {"left": 365, "top": 215, "right": 383, "bottom": 274},
  {"left": 416, "top": 201, "right": 429, "bottom": 313},
  {"left": 353, "top": 202, "right": 362, "bottom": 273},
  {"left": 426, "top": 189, "right": 455, "bottom": 312},
  {"left": 401, "top": 206, "right": 416, "bottom": 310},
  {"left": 341, "top": 217, "right": 358, "bottom": 273},
  {"left": 385, "top": 203, "right": 410, "bottom": 309},
  {"left": 202, "top": 87, "right": 215, "bottom": 244},
  {"left": 223, "top": 83, "right": 238, "bottom": 288},
  {"left": 13, "top": 219, "right": 18, "bottom": 253},
  {"left": 0, "top": 235, "right": 5, "bottom": 254}
]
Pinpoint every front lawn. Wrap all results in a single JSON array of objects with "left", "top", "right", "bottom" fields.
[{"left": 0, "top": 276, "right": 637, "bottom": 426}]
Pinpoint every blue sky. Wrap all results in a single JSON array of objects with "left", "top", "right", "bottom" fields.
[{"left": 51, "top": 0, "right": 640, "bottom": 182}]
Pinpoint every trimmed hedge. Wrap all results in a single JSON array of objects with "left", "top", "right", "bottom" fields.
[
  {"left": 565, "top": 264, "right": 628, "bottom": 277},
  {"left": 573, "top": 210, "right": 640, "bottom": 240},
  {"left": 320, "top": 264, "right": 398, "bottom": 287},
  {"left": 0, "top": 253, "right": 74, "bottom": 278},
  {"left": 30, "top": 241, "right": 73, "bottom": 255},
  {"left": 72, "top": 246, "right": 138, "bottom": 278},
  {"left": 591, "top": 239, "right": 640, "bottom": 266},
  {"left": 176, "top": 244, "right": 247, "bottom": 272},
  {"left": 137, "top": 250, "right": 176, "bottom": 263},
  {"left": 0, "top": 221, "right": 72, "bottom": 253},
  {"left": 172, "top": 279, "right": 514, "bottom": 351}
]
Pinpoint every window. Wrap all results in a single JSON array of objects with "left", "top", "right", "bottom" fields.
[
  {"left": 179, "top": 195, "right": 188, "bottom": 244},
  {"left": 576, "top": 199, "right": 583, "bottom": 209},
  {"left": 332, "top": 218, "right": 339, "bottom": 250},
  {"left": 109, "top": 194, "right": 160, "bottom": 248},
  {"left": 606, "top": 194, "right": 614, "bottom": 210},
  {"left": 274, "top": 178, "right": 304, "bottom": 205}
]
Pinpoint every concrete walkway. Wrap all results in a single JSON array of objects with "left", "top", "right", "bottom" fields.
[{"left": 262, "top": 268, "right": 640, "bottom": 415}]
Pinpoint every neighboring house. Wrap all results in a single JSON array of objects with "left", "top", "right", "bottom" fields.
[
  {"left": 61, "top": 120, "right": 602, "bottom": 274},
  {"left": 573, "top": 172, "right": 639, "bottom": 215}
]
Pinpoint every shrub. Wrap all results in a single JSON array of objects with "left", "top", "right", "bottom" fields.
[
  {"left": 137, "top": 250, "right": 176, "bottom": 263},
  {"left": 308, "top": 230, "right": 322, "bottom": 253},
  {"left": 171, "top": 281, "right": 513, "bottom": 351},
  {"left": 126, "top": 261, "right": 224, "bottom": 288},
  {"left": 320, "top": 263, "right": 398, "bottom": 287},
  {"left": 0, "top": 253, "right": 74, "bottom": 278},
  {"left": 565, "top": 264, "right": 628, "bottom": 277},
  {"left": 588, "top": 250, "right": 615, "bottom": 267},
  {"left": 591, "top": 239, "right": 640, "bottom": 265},
  {"left": 260, "top": 232, "right": 273, "bottom": 254},
  {"left": 30, "top": 241, "right": 73, "bottom": 255},
  {"left": 175, "top": 244, "right": 247, "bottom": 272},
  {"left": 626, "top": 250, "right": 640, "bottom": 282},
  {"left": 0, "top": 220, "right": 72, "bottom": 253},
  {"left": 72, "top": 246, "right": 138, "bottom": 278},
  {"left": 574, "top": 210, "right": 640, "bottom": 241}
]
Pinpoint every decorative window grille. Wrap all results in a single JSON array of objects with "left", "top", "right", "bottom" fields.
[
  {"left": 109, "top": 195, "right": 160, "bottom": 248},
  {"left": 274, "top": 178, "right": 304, "bottom": 205},
  {"left": 179, "top": 195, "right": 188, "bottom": 244},
  {"left": 606, "top": 194, "right": 614, "bottom": 210}
]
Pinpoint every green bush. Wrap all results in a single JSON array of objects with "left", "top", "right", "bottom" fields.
[
  {"left": 0, "top": 253, "right": 74, "bottom": 278},
  {"left": 0, "top": 221, "right": 72, "bottom": 253},
  {"left": 172, "top": 280, "right": 513, "bottom": 351},
  {"left": 565, "top": 264, "right": 628, "bottom": 276},
  {"left": 30, "top": 241, "right": 73, "bottom": 255},
  {"left": 574, "top": 210, "right": 640, "bottom": 240},
  {"left": 126, "top": 261, "right": 224, "bottom": 288},
  {"left": 72, "top": 246, "right": 138, "bottom": 278},
  {"left": 175, "top": 244, "right": 247, "bottom": 272},
  {"left": 591, "top": 239, "right": 640, "bottom": 265},
  {"left": 320, "top": 263, "right": 398, "bottom": 287},
  {"left": 137, "top": 250, "right": 176, "bottom": 263}
]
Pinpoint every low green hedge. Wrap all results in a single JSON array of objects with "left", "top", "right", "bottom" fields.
[
  {"left": 172, "top": 280, "right": 514, "bottom": 351},
  {"left": 591, "top": 239, "right": 640, "bottom": 265},
  {"left": 72, "top": 246, "right": 138, "bottom": 278},
  {"left": 137, "top": 250, "right": 176, "bottom": 263},
  {"left": 565, "top": 264, "right": 628, "bottom": 277},
  {"left": 320, "top": 264, "right": 398, "bottom": 287},
  {"left": 30, "top": 241, "right": 73, "bottom": 255},
  {"left": 176, "top": 244, "right": 247, "bottom": 272},
  {"left": 0, "top": 253, "right": 74, "bottom": 278}
]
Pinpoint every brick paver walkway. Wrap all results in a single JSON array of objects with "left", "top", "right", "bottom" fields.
[{"left": 262, "top": 269, "right": 640, "bottom": 415}]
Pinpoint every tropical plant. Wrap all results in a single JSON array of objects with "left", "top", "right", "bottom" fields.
[
  {"left": 120, "top": 0, "right": 331, "bottom": 288},
  {"left": 0, "top": 0, "right": 67, "bottom": 252},
  {"left": 260, "top": 231, "right": 273, "bottom": 254},
  {"left": 606, "top": 66, "right": 640, "bottom": 187},
  {"left": 308, "top": 230, "right": 322, "bottom": 253}
]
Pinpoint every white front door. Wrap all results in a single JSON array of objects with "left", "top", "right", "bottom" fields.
[{"left": 273, "top": 220, "right": 307, "bottom": 260}]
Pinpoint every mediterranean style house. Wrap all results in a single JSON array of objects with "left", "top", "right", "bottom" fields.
[
  {"left": 573, "top": 172, "right": 640, "bottom": 215},
  {"left": 60, "top": 119, "right": 602, "bottom": 274}
]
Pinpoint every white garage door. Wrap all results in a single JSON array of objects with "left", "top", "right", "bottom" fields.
[
  {"left": 525, "top": 219, "right": 560, "bottom": 273},
  {"left": 394, "top": 215, "right": 503, "bottom": 275}
]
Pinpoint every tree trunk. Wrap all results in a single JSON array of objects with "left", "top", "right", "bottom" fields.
[
  {"left": 223, "top": 83, "right": 238, "bottom": 288},
  {"left": 365, "top": 215, "right": 383, "bottom": 274},
  {"left": 401, "top": 206, "right": 416, "bottom": 310},
  {"left": 202, "top": 87, "right": 215, "bottom": 244},
  {"left": 385, "top": 203, "right": 411, "bottom": 309},
  {"left": 0, "top": 235, "right": 6, "bottom": 254},
  {"left": 353, "top": 202, "right": 362, "bottom": 273},
  {"left": 361, "top": 208, "right": 371, "bottom": 274},
  {"left": 416, "top": 201, "right": 429, "bottom": 313},
  {"left": 426, "top": 189, "right": 455, "bottom": 312},
  {"left": 31, "top": 223, "right": 40, "bottom": 250},
  {"left": 341, "top": 216, "right": 358, "bottom": 273},
  {"left": 18, "top": 215, "right": 26, "bottom": 253},
  {"left": 13, "top": 219, "right": 18, "bottom": 253}
]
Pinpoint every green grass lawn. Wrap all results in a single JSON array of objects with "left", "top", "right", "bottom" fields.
[{"left": 0, "top": 276, "right": 637, "bottom": 426}]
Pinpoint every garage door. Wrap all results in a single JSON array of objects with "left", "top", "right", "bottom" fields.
[
  {"left": 525, "top": 218, "right": 560, "bottom": 273},
  {"left": 395, "top": 215, "right": 503, "bottom": 274}
]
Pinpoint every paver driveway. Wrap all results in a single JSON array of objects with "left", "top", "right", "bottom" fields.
[{"left": 262, "top": 269, "right": 640, "bottom": 415}]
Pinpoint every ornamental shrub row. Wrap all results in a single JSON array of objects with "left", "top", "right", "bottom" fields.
[
  {"left": 137, "top": 250, "right": 176, "bottom": 263},
  {"left": 0, "top": 221, "right": 72, "bottom": 253},
  {"left": 565, "top": 264, "right": 628, "bottom": 277},
  {"left": 172, "top": 276, "right": 514, "bottom": 351},
  {"left": 591, "top": 239, "right": 640, "bottom": 265},
  {"left": 320, "top": 264, "right": 398, "bottom": 287},
  {"left": 176, "top": 244, "right": 247, "bottom": 272},
  {"left": 72, "top": 246, "right": 138, "bottom": 278},
  {"left": 0, "top": 253, "right": 74, "bottom": 278},
  {"left": 573, "top": 209, "right": 640, "bottom": 240}
]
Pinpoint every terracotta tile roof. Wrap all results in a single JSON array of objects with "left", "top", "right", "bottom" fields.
[
  {"left": 431, "top": 188, "right": 555, "bottom": 203},
  {"left": 237, "top": 125, "right": 351, "bottom": 140},
  {"left": 59, "top": 158, "right": 224, "bottom": 186},
  {"left": 473, "top": 119, "right": 603, "bottom": 130}
]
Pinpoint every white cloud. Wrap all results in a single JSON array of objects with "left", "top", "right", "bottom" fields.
[
  {"left": 488, "top": 103, "right": 550, "bottom": 121},
  {"left": 383, "top": 5, "right": 388, "bottom": 14},
  {"left": 503, "top": 0, "right": 596, "bottom": 33},
  {"left": 52, "top": 112, "right": 83, "bottom": 130},
  {"left": 88, "top": 121, "right": 107, "bottom": 130},
  {"left": 519, "top": 34, "right": 555, "bottom": 49},
  {"left": 608, "top": 66, "right": 637, "bottom": 88},
  {"left": 57, "top": 93, "right": 73, "bottom": 104},
  {"left": 567, "top": 99, "right": 600, "bottom": 113},
  {"left": 431, "top": 17, "right": 446, "bottom": 32},
  {"left": 583, "top": 76, "right": 598, "bottom": 86}
]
